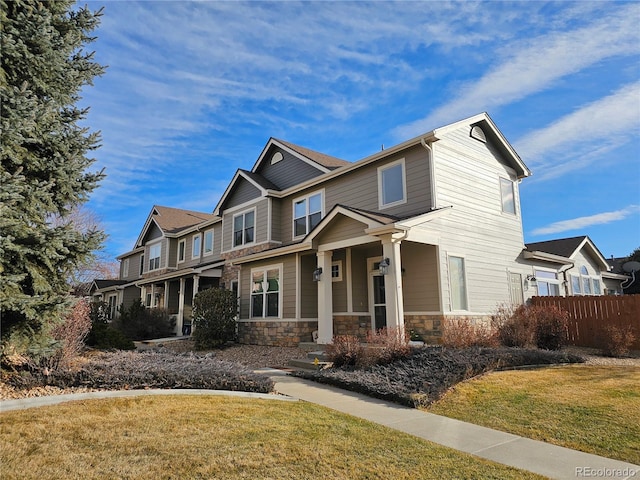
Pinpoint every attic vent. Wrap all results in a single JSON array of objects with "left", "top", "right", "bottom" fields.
[
  {"left": 470, "top": 126, "right": 487, "bottom": 143},
  {"left": 271, "top": 152, "right": 283, "bottom": 165}
]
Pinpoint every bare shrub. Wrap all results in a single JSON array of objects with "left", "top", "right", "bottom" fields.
[
  {"left": 533, "top": 305, "right": 568, "bottom": 350},
  {"left": 362, "top": 328, "right": 411, "bottom": 366},
  {"left": 493, "top": 304, "right": 536, "bottom": 347},
  {"left": 442, "top": 317, "right": 498, "bottom": 348},
  {"left": 601, "top": 325, "right": 636, "bottom": 357},
  {"left": 325, "top": 335, "right": 363, "bottom": 367},
  {"left": 49, "top": 299, "right": 92, "bottom": 368}
]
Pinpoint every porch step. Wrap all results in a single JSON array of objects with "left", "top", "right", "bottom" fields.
[
  {"left": 306, "top": 350, "right": 330, "bottom": 362},
  {"left": 297, "top": 342, "right": 320, "bottom": 352},
  {"left": 288, "top": 357, "right": 332, "bottom": 370}
]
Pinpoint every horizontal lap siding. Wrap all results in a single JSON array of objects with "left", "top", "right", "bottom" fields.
[
  {"left": 226, "top": 179, "right": 262, "bottom": 209},
  {"left": 434, "top": 127, "right": 525, "bottom": 313},
  {"left": 258, "top": 148, "right": 327, "bottom": 190},
  {"left": 402, "top": 242, "right": 439, "bottom": 311},
  {"left": 300, "top": 254, "right": 318, "bottom": 317},
  {"left": 317, "top": 216, "right": 368, "bottom": 245}
]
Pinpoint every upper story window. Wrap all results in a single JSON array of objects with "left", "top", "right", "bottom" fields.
[
  {"left": 192, "top": 233, "right": 201, "bottom": 259},
  {"left": 203, "top": 229, "right": 214, "bottom": 256},
  {"left": 378, "top": 159, "right": 406, "bottom": 209},
  {"left": 122, "top": 258, "right": 129, "bottom": 278},
  {"left": 500, "top": 178, "right": 516, "bottom": 214},
  {"left": 233, "top": 210, "right": 255, "bottom": 247},
  {"left": 535, "top": 270, "right": 560, "bottom": 296},
  {"left": 293, "top": 191, "right": 323, "bottom": 238},
  {"left": 178, "top": 239, "right": 186, "bottom": 263},
  {"left": 149, "top": 243, "right": 161, "bottom": 271}
]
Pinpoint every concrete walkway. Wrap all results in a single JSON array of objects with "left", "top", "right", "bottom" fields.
[
  {"left": 2, "top": 370, "right": 638, "bottom": 480},
  {"left": 264, "top": 369, "right": 639, "bottom": 480}
]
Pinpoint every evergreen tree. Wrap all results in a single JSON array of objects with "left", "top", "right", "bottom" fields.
[{"left": 0, "top": 0, "right": 106, "bottom": 352}]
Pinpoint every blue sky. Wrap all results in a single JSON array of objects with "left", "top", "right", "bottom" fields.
[{"left": 79, "top": 1, "right": 640, "bottom": 261}]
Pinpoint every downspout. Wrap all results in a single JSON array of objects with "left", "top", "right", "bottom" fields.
[
  {"left": 420, "top": 138, "right": 437, "bottom": 210},
  {"left": 559, "top": 263, "right": 574, "bottom": 296}
]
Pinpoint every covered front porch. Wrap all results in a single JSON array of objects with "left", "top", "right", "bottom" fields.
[{"left": 136, "top": 263, "right": 224, "bottom": 336}]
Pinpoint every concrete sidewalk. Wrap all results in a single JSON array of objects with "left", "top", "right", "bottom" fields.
[{"left": 264, "top": 369, "right": 639, "bottom": 480}]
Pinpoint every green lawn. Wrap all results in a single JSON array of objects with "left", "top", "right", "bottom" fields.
[
  {"left": 428, "top": 365, "right": 640, "bottom": 464},
  {"left": 0, "top": 395, "right": 545, "bottom": 480}
]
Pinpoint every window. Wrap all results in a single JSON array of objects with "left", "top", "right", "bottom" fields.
[
  {"left": 203, "top": 229, "right": 214, "bottom": 256},
  {"left": 107, "top": 294, "right": 117, "bottom": 320},
  {"left": 571, "top": 275, "right": 582, "bottom": 295},
  {"left": 448, "top": 256, "right": 468, "bottom": 310},
  {"left": 149, "top": 243, "right": 161, "bottom": 271},
  {"left": 293, "top": 191, "right": 322, "bottom": 237},
  {"left": 331, "top": 261, "right": 343, "bottom": 282},
  {"left": 378, "top": 159, "right": 406, "bottom": 208},
  {"left": 145, "top": 292, "right": 152, "bottom": 307},
  {"left": 122, "top": 258, "right": 129, "bottom": 278},
  {"left": 593, "top": 278, "right": 601, "bottom": 295},
  {"left": 251, "top": 267, "right": 280, "bottom": 317},
  {"left": 192, "top": 234, "right": 201, "bottom": 258},
  {"left": 140, "top": 255, "right": 145, "bottom": 275},
  {"left": 178, "top": 240, "right": 186, "bottom": 263},
  {"left": 500, "top": 178, "right": 516, "bottom": 214},
  {"left": 535, "top": 270, "right": 560, "bottom": 296},
  {"left": 233, "top": 210, "right": 255, "bottom": 247}
]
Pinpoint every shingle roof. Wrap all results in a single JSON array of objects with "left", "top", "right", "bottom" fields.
[
  {"left": 93, "top": 279, "right": 128, "bottom": 289},
  {"left": 277, "top": 139, "right": 351, "bottom": 170},
  {"left": 152, "top": 206, "right": 217, "bottom": 234},
  {"left": 239, "top": 170, "right": 280, "bottom": 191},
  {"left": 525, "top": 236, "right": 588, "bottom": 258}
]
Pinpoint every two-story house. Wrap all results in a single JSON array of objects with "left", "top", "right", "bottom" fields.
[{"left": 104, "top": 112, "right": 550, "bottom": 345}]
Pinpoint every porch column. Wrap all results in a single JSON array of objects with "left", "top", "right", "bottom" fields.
[
  {"left": 316, "top": 250, "right": 334, "bottom": 344},
  {"left": 381, "top": 234, "right": 405, "bottom": 333},
  {"left": 191, "top": 275, "right": 200, "bottom": 334},
  {"left": 177, "top": 278, "right": 185, "bottom": 336}
]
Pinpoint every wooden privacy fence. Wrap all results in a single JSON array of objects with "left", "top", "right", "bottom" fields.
[{"left": 531, "top": 295, "right": 640, "bottom": 350}]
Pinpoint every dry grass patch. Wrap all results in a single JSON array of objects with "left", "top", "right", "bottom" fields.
[
  {"left": 0, "top": 395, "right": 545, "bottom": 480},
  {"left": 428, "top": 365, "right": 640, "bottom": 464}
]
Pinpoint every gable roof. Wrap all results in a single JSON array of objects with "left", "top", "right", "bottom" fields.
[
  {"left": 525, "top": 235, "right": 610, "bottom": 270},
  {"left": 275, "top": 139, "right": 351, "bottom": 170},
  {"left": 135, "top": 205, "right": 217, "bottom": 247}
]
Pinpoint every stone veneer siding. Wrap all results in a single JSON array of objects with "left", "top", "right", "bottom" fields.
[
  {"left": 334, "top": 315, "right": 372, "bottom": 339},
  {"left": 238, "top": 320, "right": 318, "bottom": 346}
]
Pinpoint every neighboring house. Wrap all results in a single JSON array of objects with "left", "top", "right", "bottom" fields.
[
  {"left": 522, "top": 236, "right": 629, "bottom": 298},
  {"left": 89, "top": 279, "right": 132, "bottom": 319},
  {"left": 607, "top": 256, "right": 640, "bottom": 295},
  {"left": 104, "top": 112, "right": 547, "bottom": 345}
]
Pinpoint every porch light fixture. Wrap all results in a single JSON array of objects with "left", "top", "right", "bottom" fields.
[
  {"left": 525, "top": 274, "right": 537, "bottom": 289},
  {"left": 313, "top": 267, "right": 323, "bottom": 282},
  {"left": 379, "top": 258, "right": 390, "bottom": 275}
]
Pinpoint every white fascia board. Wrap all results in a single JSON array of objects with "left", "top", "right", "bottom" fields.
[
  {"left": 569, "top": 237, "right": 610, "bottom": 271},
  {"left": 601, "top": 272, "right": 630, "bottom": 280},
  {"left": 523, "top": 250, "right": 574, "bottom": 265},
  {"left": 116, "top": 246, "right": 145, "bottom": 260},
  {"left": 134, "top": 207, "right": 165, "bottom": 248},
  {"left": 396, "top": 206, "right": 453, "bottom": 228}
]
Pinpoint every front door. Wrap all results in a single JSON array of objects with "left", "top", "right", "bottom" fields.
[{"left": 369, "top": 258, "right": 386, "bottom": 331}]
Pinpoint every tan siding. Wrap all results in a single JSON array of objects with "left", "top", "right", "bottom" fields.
[
  {"left": 120, "top": 252, "right": 144, "bottom": 281},
  {"left": 300, "top": 254, "right": 318, "bottom": 317},
  {"left": 432, "top": 126, "right": 525, "bottom": 313},
  {"left": 222, "top": 199, "right": 269, "bottom": 252},
  {"left": 351, "top": 245, "right": 379, "bottom": 312},
  {"left": 332, "top": 250, "right": 347, "bottom": 312},
  {"left": 402, "top": 243, "right": 439, "bottom": 311},
  {"left": 317, "top": 215, "right": 368, "bottom": 245}
]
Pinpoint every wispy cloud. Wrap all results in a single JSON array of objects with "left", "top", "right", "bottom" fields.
[
  {"left": 392, "top": 3, "right": 640, "bottom": 139},
  {"left": 531, "top": 205, "right": 640, "bottom": 236}
]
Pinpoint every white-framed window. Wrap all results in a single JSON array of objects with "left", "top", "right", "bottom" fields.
[
  {"left": 593, "top": 278, "right": 602, "bottom": 295},
  {"left": 203, "top": 229, "right": 214, "bottom": 256},
  {"left": 535, "top": 270, "right": 561, "bottom": 296},
  {"left": 570, "top": 274, "right": 581, "bottom": 295},
  {"left": 192, "top": 234, "right": 201, "bottom": 259},
  {"left": 145, "top": 292, "right": 152, "bottom": 307},
  {"left": 378, "top": 158, "right": 407, "bottom": 209},
  {"left": 140, "top": 255, "right": 145, "bottom": 275},
  {"left": 122, "top": 258, "right": 129, "bottom": 278},
  {"left": 148, "top": 243, "right": 161, "bottom": 271},
  {"left": 500, "top": 177, "right": 516, "bottom": 214},
  {"left": 233, "top": 210, "right": 255, "bottom": 247},
  {"left": 177, "top": 239, "right": 186, "bottom": 263},
  {"left": 250, "top": 265, "right": 281, "bottom": 318},
  {"left": 293, "top": 191, "right": 323, "bottom": 238},
  {"left": 331, "top": 260, "right": 343, "bottom": 282},
  {"left": 107, "top": 294, "right": 117, "bottom": 320},
  {"left": 448, "top": 255, "right": 468, "bottom": 310}
]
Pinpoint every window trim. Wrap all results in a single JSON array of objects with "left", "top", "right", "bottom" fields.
[
  {"left": 177, "top": 239, "right": 186, "bottom": 263},
  {"left": 250, "top": 264, "right": 282, "bottom": 318},
  {"left": 148, "top": 242, "right": 162, "bottom": 271},
  {"left": 500, "top": 177, "right": 516, "bottom": 215},
  {"left": 203, "top": 229, "right": 214, "bottom": 257},
  {"left": 192, "top": 233, "right": 202, "bottom": 259},
  {"left": 534, "top": 268, "right": 561, "bottom": 296},
  {"left": 447, "top": 254, "right": 469, "bottom": 311},
  {"left": 122, "top": 258, "right": 129, "bottom": 278},
  {"left": 232, "top": 208, "right": 256, "bottom": 248},
  {"left": 292, "top": 189, "right": 324, "bottom": 239},
  {"left": 331, "top": 260, "right": 343, "bottom": 282},
  {"left": 377, "top": 158, "right": 407, "bottom": 210}
]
